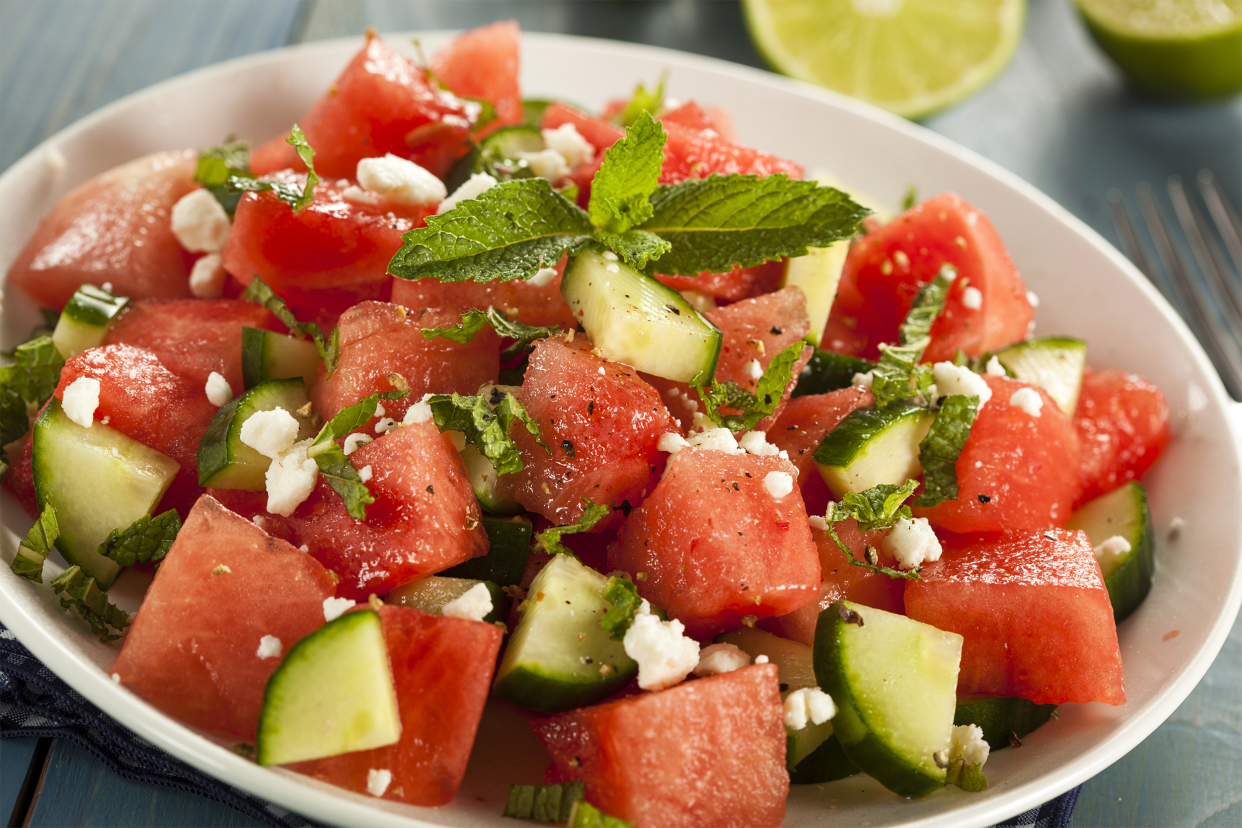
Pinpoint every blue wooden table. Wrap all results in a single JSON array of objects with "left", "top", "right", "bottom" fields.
[{"left": 1, "top": 1, "right": 1239, "bottom": 825}]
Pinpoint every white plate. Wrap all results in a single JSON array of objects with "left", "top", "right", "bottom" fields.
[{"left": 2, "top": 31, "right": 1241, "bottom": 828}]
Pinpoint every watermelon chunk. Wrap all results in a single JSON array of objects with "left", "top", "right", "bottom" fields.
[
  {"left": 607, "top": 447, "right": 821, "bottom": 639},
  {"left": 6, "top": 150, "right": 197, "bottom": 309},
  {"left": 533, "top": 664, "right": 788, "bottom": 828},
  {"left": 291, "top": 605, "right": 503, "bottom": 806},
  {"left": 659, "top": 119, "right": 803, "bottom": 183},
  {"left": 1073, "top": 368, "right": 1171, "bottom": 506},
  {"left": 655, "top": 261, "right": 785, "bottom": 303},
  {"left": 111, "top": 495, "right": 337, "bottom": 741},
  {"left": 430, "top": 21, "right": 524, "bottom": 130},
  {"left": 390, "top": 257, "right": 576, "bottom": 329},
  {"left": 904, "top": 529, "right": 1125, "bottom": 705},
  {"left": 767, "top": 387, "right": 874, "bottom": 517}
]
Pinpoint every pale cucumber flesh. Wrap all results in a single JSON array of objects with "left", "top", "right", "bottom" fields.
[
  {"left": 782, "top": 242, "right": 848, "bottom": 348},
  {"left": 717, "top": 627, "right": 817, "bottom": 690},
  {"left": 386, "top": 575, "right": 503, "bottom": 624},
  {"left": 989, "top": 337, "right": 1087, "bottom": 417},
  {"left": 52, "top": 284, "right": 129, "bottom": 359},
  {"left": 1065, "top": 481, "right": 1154, "bottom": 622},
  {"left": 813, "top": 403, "right": 934, "bottom": 497},
  {"left": 196, "top": 378, "right": 314, "bottom": 490},
  {"left": 240, "top": 327, "right": 320, "bottom": 391}
]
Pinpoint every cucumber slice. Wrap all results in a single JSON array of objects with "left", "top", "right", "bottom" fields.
[
  {"left": 386, "top": 575, "right": 503, "bottom": 624},
  {"left": 560, "top": 249, "right": 722, "bottom": 385},
  {"left": 812, "top": 402, "right": 934, "bottom": 497},
  {"left": 954, "top": 694, "right": 1057, "bottom": 751},
  {"left": 240, "top": 327, "right": 320, "bottom": 391},
  {"left": 814, "top": 601, "right": 963, "bottom": 798},
  {"left": 256, "top": 609, "right": 401, "bottom": 766},
  {"left": 51, "top": 284, "right": 129, "bottom": 358},
  {"left": 196, "top": 378, "right": 314, "bottom": 490},
  {"left": 786, "top": 713, "right": 834, "bottom": 770},
  {"left": 474, "top": 124, "right": 545, "bottom": 180},
  {"left": 493, "top": 554, "right": 636, "bottom": 712},
  {"left": 462, "top": 445, "right": 523, "bottom": 515},
  {"left": 792, "top": 349, "right": 876, "bottom": 398},
  {"left": 32, "top": 398, "right": 180, "bottom": 589},
  {"left": 788, "top": 733, "right": 860, "bottom": 784},
  {"left": 442, "top": 515, "right": 532, "bottom": 587},
  {"left": 987, "top": 337, "right": 1087, "bottom": 417},
  {"left": 1065, "top": 481, "right": 1154, "bottom": 623},
  {"left": 716, "top": 627, "right": 817, "bottom": 690},
  {"left": 522, "top": 98, "right": 556, "bottom": 126},
  {"left": 782, "top": 243, "right": 848, "bottom": 348}
]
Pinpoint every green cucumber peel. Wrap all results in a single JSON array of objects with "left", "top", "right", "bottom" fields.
[
  {"left": 241, "top": 276, "right": 341, "bottom": 376},
  {"left": 535, "top": 498, "right": 609, "bottom": 556},
  {"left": 10, "top": 504, "right": 59, "bottom": 583},
  {"left": 427, "top": 390, "right": 549, "bottom": 477},
  {"left": 97, "top": 509, "right": 181, "bottom": 568},
  {"left": 503, "top": 780, "right": 585, "bottom": 823},
  {"left": 568, "top": 800, "right": 633, "bottom": 828},
  {"left": 697, "top": 341, "right": 805, "bottom": 432},
  {"left": 824, "top": 479, "right": 922, "bottom": 581},
  {"left": 225, "top": 124, "right": 318, "bottom": 212},
  {"left": 51, "top": 565, "right": 130, "bottom": 642},
  {"left": 419, "top": 306, "right": 561, "bottom": 361},
  {"left": 195, "top": 139, "right": 251, "bottom": 215},
  {"left": 0, "top": 334, "right": 66, "bottom": 446},
  {"left": 599, "top": 575, "right": 643, "bottom": 641},
  {"left": 308, "top": 383, "right": 411, "bottom": 521}
]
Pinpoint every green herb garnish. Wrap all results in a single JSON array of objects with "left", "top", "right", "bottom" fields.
[
  {"left": 697, "top": 341, "right": 806, "bottom": 432},
  {"left": 823, "top": 479, "right": 922, "bottom": 581},
  {"left": 914, "top": 394, "right": 979, "bottom": 508},
  {"left": 241, "top": 276, "right": 341, "bottom": 376},
  {"left": 0, "top": 334, "right": 65, "bottom": 446},
  {"left": 599, "top": 576, "right": 643, "bottom": 641},
  {"left": 503, "top": 780, "right": 585, "bottom": 823},
  {"left": 426, "top": 390, "right": 549, "bottom": 476},
  {"left": 225, "top": 124, "right": 318, "bottom": 212},
  {"left": 195, "top": 139, "right": 251, "bottom": 215},
  {"left": 535, "top": 498, "right": 609, "bottom": 556},
  {"left": 10, "top": 504, "right": 59, "bottom": 582},
  {"left": 98, "top": 510, "right": 181, "bottom": 568},
  {"left": 51, "top": 565, "right": 130, "bottom": 642}
]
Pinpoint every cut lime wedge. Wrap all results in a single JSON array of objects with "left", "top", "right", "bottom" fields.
[{"left": 743, "top": 0, "right": 1027, "bottom": 120}]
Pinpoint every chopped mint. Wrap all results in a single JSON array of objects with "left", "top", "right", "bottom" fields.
[
  {"left": 503, "top": 780, "right": 585, "bottom": 823},
  {"left": 308, "top": 387, "right": 410, "bottom": 521},
  {"left": 697, "top": 342, "right": 805, "bottom": 432},
  {"left": 536, "top": 498, "right": 609, "bottom": 556},
  {"left": 195, "top": 139, "right": 252, "bottom": 215},
  {"left": 902, "top": 185, "right": 919, "bottom": 212},
  {"left": 0, "top": 334, "right": 66, "bottom": 446},
  {"left": 10, "top": 504, "right": 59, "bottom": 583},
  {"left": 589, "top": 111, "right": 665, "bottom": 235},
  {"left": 241, "top": 276, "right": 341, "bottom": 376},
  {"left": 225, "top": 124, "right": 318, "bottom": 212},
  {"left": 568, "top": 799, "right": 634, "bottom": 828},
  {"left": 98, "top": 509, "right": 182, "bottom": 568},
  {"left": 464, "top": 97, "right": 498, "bottom": 132},
  {"left": 616, "top": 74, "right": 666, "bottom": 127},
  {"left": 594, "top": 230, "right": 671, "bottom": 271},
  {"left": 421, "top": 309, "right": 490, "bottom": 344},
  {"left": 898, "top": 265, "right": 957, "bottom": 351},
  {"left": 868, "top": 265, "right": 957, "bottom": 409},
  {"left": 599, "top": 575, "right": 643, "bottom": 640},
  {"left": 426, "top": 391, "right": 549, "bottom": 476},
  {"left": 51, "top": 565, "right": 130, "bottom": 642},
  {"left": 914, "top": 394, "right": 979, "bottom": 508},
  {"left": 824, "top": 479, "right": 922, "bottom": 581},
  {"left": 944, "top": 757, "right": 988, "bottom": 792},
  {"left": 486, "top": 308, "right": 561, "bottom": 361}
]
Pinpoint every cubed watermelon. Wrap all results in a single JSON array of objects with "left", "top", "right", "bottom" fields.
[
  {"left": 429, "top": 20, "right": 524, "bottom": 130},
  {"left": 655, "top": 260, "right": 786, "bottom": 303},
  {"left": 1073, "top": 368, "right": 1171, "bottom": 506},
  {"left": 389, "top": 256, "right": 576, "bottom": 329}
]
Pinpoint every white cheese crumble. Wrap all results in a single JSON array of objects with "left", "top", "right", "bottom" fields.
[
  {"left": 374, "top": 417, "right": 398, "bottom": 435},
  {"left": 1093, "top": 535, "right": 1132, "bottom": 568},
  {"left": 436, "top": 172, "right": 498, "bottom": 214},
  {"left": 256, "top": 635, "right": 282, "bottom": 659},
  {"left": 265, "top": 440, "right": 318, "bottom": 517},
  {"left": 205, "top": 371, "right": 232, "bottom": 407},
  {"left": 516, "top": 148, "right": 571, "bottom": 182},
  {"left": 597, "top": 366, "right": 606, "bottom": 376},
  {"left": 949, "top": 723, "right": 990, "bottom": 767},
  {"left": 239, "top": 407, "right": 300, "bottom": 460},
  {"left": 323, "top": 596, "right": 355, "bottom": 623},
  {"left": 111, "top": 672, "right": 121, "bottom": 683},
  {"left": 961, "top": 286, "right": 983, "bottom": 310},
  {"left": 541, "top": 123, "right": 596, "bottom": 169},
  {"left": 366, "top": 768, "right": 393, "bottom": 798},
  {"left": 62, "top": 377, "right": 101, "bottom": 428},
  {"left": 763, "top": 471, "right": 794, "bottom": 499},
  {"left": 1009, "top": 387, "right": 1043, "bottom": 417},
  {"left": 738, "top": 430, "right": 783, "bottom": 458},
  {"left": 880, "top": 517, "right": 943, "bottom": 570},
  {"left": 744, "top": 359, "right": 764, "bottom": 380},
  {"left": 358, "top": 464, "right": 373, "bottom": 483},
  {"left": 252, "top": 515, "right": 267, "bottom": 531},
  {"left": 403, "top": 393, "right": 435, "bottom": 425},
  {"left": 189, "top": 253, "right": 227, "bottom": 298},
  {"left": 783, "top": 687, "right": 837, "bottom": 730},
  {"left": 1026, "top": 290, "right": 1040, "bottom": 308},
  {"left": 356, "top": 154, "right": 447, "bottom": 207},
  {"left": 657, "top": 432, "right": 690, "bottom": 455},
  {"left": 529, "top": 266, "right": 558, "bottom": 287},
  {"left": 374, "top": 401, "right": 386, "bottom": 418},
  {"left": 171, "top": 189, "right": 231, "bottom": 253},
  {"left": 341, "top": 185, "right": 380, "bottom": 206},
  {"left": 342, "top": 432, "right": 373, "bottom": 456},
  {"left": 693, "top": 643, "right": 751, "bottom": 676},
  {"left": 931, "top": 362, "right": 992, "bottom": 408},
  {"left": 442, "top": 582, "right": 494, "bottom": 622},
  {"left": 754, "top": 654, "right": 770, "bottom": 664},
  {"left": 686, "top": 427, "right": 744, "bottom": 454},
  {"left": 852, "top": 370, "right": 874, "bottom": 389},
  {"left": 808, "top": 515, "right": 829, "bottom": 532},
  {"left": 985, "top": 355, "right": 1007, "bottom": 377},
  {"left": 622, "top": 600, "right": 700, "bottom": 691}
]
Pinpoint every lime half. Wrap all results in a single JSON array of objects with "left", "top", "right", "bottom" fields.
[
  {"left": 1075, "top": 0, "right": 1242, "bottom": 99},
  {"left": 743, "top": 0, "right": 1027, "bottom": 120}
]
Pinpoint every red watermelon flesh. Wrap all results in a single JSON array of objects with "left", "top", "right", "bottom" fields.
[
  {"left": 104, "top": 299, "right": 280, "bottom": 392},
  {"left": 390, "top": 257, "right": 576, "bottom": 328},
  {"left": 430, "top": 21, "right": 524, "bottom": 130},
  {"left": 250, "top": 32, "right": 478, "bottom": 180},
  {"left": 3, "top": 437, "right": 37, "bottom": 518},
  {"left": 110, "top": 495, "right": 337, "bottom": 741},
  {"left": 1073, "top": 368, "right": 1171, "bottom": 506},
  {"left": 286, "top": 421, "right": 488, "bottom": 599},
  {"left": 904, "top": 529, "right": 1125, "bottom": 705},
  {"left": 291, "top": 605, "right": 503, "bottom": 806},
  {"left": 540, "top": 102, "right": 625, "bottom": 154},
  {"left": 659, "top": 119, "right": 803, "bottom": 183},
  {"left": 533, "top": 664, "right": 788, "bottom": 828},
  {"left": 767, "top": 387, "right": 875, "bottom": 517},
  {"left": 913, "top": 374, "right": 1080, "bottom": 534},
  {"left": 495, "top": 337, "right": 679, "bottom": 531},
  {"left": 6, "top": 150, "right": 197, "bottom": 309},
  {"left": 309, "top": 301, "right": 499, "bottom": 427},
  {"left": 661, "top": 101, "right": 734, "bottom": 140},
  {"left": 607, "top": 447, "right": 821, "bottom": 639},
  {"left": 655, "top": 260, "right": 786, "bottom": 303},
  {"left": 823, "top": 192, "right": 1034, "bottom": 362}
]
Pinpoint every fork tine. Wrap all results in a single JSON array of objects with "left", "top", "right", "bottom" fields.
[
  {"left": 1108, "top": 189, "right": 1161, "bottom": 284},
  {"left": 1197, "top": 170, "right": 1242, "bottom": 281},
  {"left": 1168, "top": 175, "right": 1242, "bottom": 331}
]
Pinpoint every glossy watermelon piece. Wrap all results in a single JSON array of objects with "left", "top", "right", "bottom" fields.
[
  {"left": 286, "top": 421, "right": 488, "bottom": 599},
  {"left": 607, "top": 447, "right": 821, "bottom": 639},
  {"left": 495, "top": 337, "right": 678, "bottom": 531},
  {"left": 823, "top": 193, "right": 1034, "bottom": 362},
  {"left": 767, "top": 387, "right": 875, "bottom": 518},
  {"left": 309, "top": 301, "right": 499, "bottom": 427},
  {"left": 222, "top": 176, "right": 433, "bottom": 327},
  {"left": 661, "top": 101, "right": 734, "bottom": 140},
  {"left": 904, "top": 529, "right": 1125, "bottom": 705},
  {"left": 6, "top": 150, "right": 197, "bottom": 309},
  {"left": 104, "top": 299, "right": 279, "bottom": 391},
  {"left": 429, "top": 21, "right": 524, "bottom": 130},
  {"left": 913, "top": 374, "right": 1080, "bottom": 533},
  {"left": 655, "top": 260, "right": 786, "bottom": 302},
  {"left": 540, "top": 102, "right": 625, "bottom": 154},
  {"left": 291, "top": 604, "right": 503, "bottom": 806},
  {"left": 533, "top": 664, "right": 788, "bottom": 828},
  {"left": 250, "top": 32, "right": 478, "bottom": 180},
  {"left": 390, "top": 257, "right": 576, "bottom": 328},
  {"left": 111, "top": 495, "right": 337, "bottom": 740},
  {"left": 1073, "top": 368, "right": 1171, "bottom": 506},
  {"left": 659, "top": 119, "right": 803, "bottom": 184}
]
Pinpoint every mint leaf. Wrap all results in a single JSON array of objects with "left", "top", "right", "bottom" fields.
[
  {"left": 427, "top": 391, "right": 549, "bottom": 476},
  {"left": 869, "top": 342, "right": 922, "bottom": 409},
  {"left": 421, "top": 309, "right": 489, "bottom": 344},
  {"left": 617, "top": 75, "right": 666, "bottom": 127},
  {"left": 51, "top": 565, "right": 130, "bottom": 642},
  {"left": 589, "top": 110, "right": 665, "bottom": 235},
  {"left": 599, "top": 575, "right": 643, "bottom": 641},
  {"left": 595, "top": 230, "right": 671, "bottom": 270},
  {"left": 388, "top": 178, "right": 594, "bottom": 283},
  {"left": 307, "top": 385, "right": 410, "bottom": 521},
  {"left": 10, "top": 504, "right": 58, "bottom": 583},
  {"left": 196, "top": 139, "right": 252, "bottom": 215},
  {"left": 536, "top": 498, "right": 609, "bottom": 556},
  {"left": 287, "top": 124, "right": 319, "bottom": 211},
  {"left": 98, "top": 510, "right": 181, "bottom": 568},
  {"left": 914, "top": 394, "right": 979, "bottom": 508},
  {"left": 898, "top": 265, "right": 957, "bottom": 351},
  {"left": 464, "top": 97, "right": 498, "bottom": 132},
  {"left": 902, "top": 185, "right": 919, "bottom": 212},
  {"left": 824, "top": 479, "right": 922, "bottom": 581},
  {"left": 486, "top": 307, "right": 561, "bottom": 361},
  {"left": 224, "top": 124, "right": 318, "bottom": 212},
  {"left": 945, "top": 757, "right": 988, "bottom": 793},
  {"left": 868, "top": 265, "right": 957, "bottom": 409},
  {"left": 638, "top": 174, "right": 868, "bottom": 276},
  {"left": 568, "top": 799, "right": 634, "bottom": 828},
  {"left": 503, "top": 780, "right": 585, "bottom": 823},
  {"left": 241, "top": 276, "right": 340, "bottom": 376},
  {"left": 697, "top": 342, "right": 806, "bottom": 432},
  {"left": 0, "top": 334, "right": 66, "bottom": 445}
]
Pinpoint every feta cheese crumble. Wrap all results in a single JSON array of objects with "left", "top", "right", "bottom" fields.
[
  {"left": 622, "top": 600, "right": 700, "bottom": 690},
  {"left": 205, "top": 372, "right": 232, "bottom": 407},
  {"left": 442, "top": 582, "right": 494, "bottom": 622},
  {"left": 949, "top": 723, "right": 990, "bottom": 767},
  {"left": 436, "top": 172, "right": 498, "bottom": 214},
  {"left": 880, "top": 517, "right": 942, "bottom": 570},
  {"left": 1009, "top": 387, "right": 1043, "bottom": 417},
  {"left": 961, "top": 286, "right": 983, "bottom": 310},
  {"left": 366, "top": 768, "right": 392, "bottom": 798},
  {"left": 256, "top": 635, "right": 282, "bottom": 659},
  {"left": 1026, "top": 290, "right": 1040, "bottom": 308},
  {"left": 1093, "top": 535, "right": 1132, "bottom": 568},
  {"left": 808, "top": 515, "right": 829, "bottom": 532},
  {"left": 541, "top": 123, "right": 596, "bottom": 169},
  {"left": 62, "top": 377, "right": 100, "bottom": 428},
  {"left": 111, "top": 672, "right": 121, "bottom": 683},
  {"left": 341, "top": 185, "right": 380, "bottom": 206},
  {"left": 931, "top": 362, "right": 992, "bottom": 408},
  {"left": 686, "top": 427, "right": 743, "bottom": 454},
  {"left": 529, "top": 266, "right": 558, "bottom": 287},
  {"left": 171, "top": 188, "right": 231, "bottom": 253},
  {"left": 342, "top": 432, "right": 373, "bottom": 456},
  {"left": 985, "top": 355, "right": 1007, "bottom": 377},
  {"left": 744, "top": 359, "right": 764, "bottom": 380},
  {"left": 754, "top": 654, "right": 770, "bottom": 664},
  {"left": 403, "top": 394, "right": 435, "bottom": 425},
  {"left": 738, "top": 430, "right": 782, "bottom": 457},
  {"left": 516, "top": 148, "right": 571, "bottom": 182},
  {"left": 358, "top": 464, "right": 373, "bottom": 483},
  {"left": 763, "top": 471, "right": 794, "bottom": 499},
  {"left": 783, "top": 687, "right": 837, "bottom": 730},
  {"left": 189, "top": 253, "right": 227, "bottom": 298},
  {"left": 356, "top": 154, "right": 447, "bottom": 207},
  {"left": 265, "top": 440, "right": 318, "bottom": 517},
  {"left": 852, "top": 370, "right": 875, "bottom": 389},
  {"left": 374, "top": 417, "right": 398, "bottom": 435},
  {"left": 239, "top": 407, "right": 300, "bottom": 459},
  {"left": 693, "top": 643, "right": 751, "bottom": 676},
  {"left": 323, "top": 596, "right": 355, "bottom": 623},
  {"left": 657, "top": 431, "right": 691, "bottom": 455}
]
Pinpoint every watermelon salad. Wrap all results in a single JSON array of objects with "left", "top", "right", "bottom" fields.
[{"left": 0, "top": 20, "right": 1174, "bottom": 828}]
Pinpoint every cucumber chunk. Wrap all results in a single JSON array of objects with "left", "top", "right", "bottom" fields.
[
  {"left": 474, "top": 124, "right": 546, "bottom": 180},
  {"left": 240, "top": 327, "right": 320, "bottom": 391},
  {"left": 789, "top": 733, "right": 860, "bottom": 784},
  {"left": 560, "top": 249, "right": 722, "bottom": 385},
  {"left": 786, "top": 713, "right": 834, "bottom": 770},
  {"left": 716, "top": 627, "right": 817, "bottom": 690},
  {"left": 1065, "top": 481, "right": 1154, "bottom": 623},
  {"left": 256, "top": 609, "right": 401, "bottom": 766},
  {"left": 782, "top": 243, "right": 848, "bottom": 348},
  {"left": 442, "top": 515, "right": 532, "bottom": 587},
  {"left": 791, "top": 349, "right": 876, "bottom": 398},
  {"left": 386, "top": 575, "right": 503, "bottom": 624},
  {"left": 196, "top": 378, "right": 314, "bottom": 490},
  {"left": 462, "top": 445, "right": 523, "bottom": 515},
  {"left": 954, "top": 694, "right": 1057, "bottom": 750},
  {"left": 493, "top": 554, "right": 636, "bottom": 712},
  {"left": 51, "top": 284, "right": 129, "bottom": 358},
  {"left": 987, "top": 337, "right": 1087, "bottom": 417},
  {"left": 814, "top": 601, "right": 963, "bottom": 798},
  {"left": 813, "top": 402, "right": 934, "bottom": 497},
  {"left": 32, "top": 398, "right": 180, "bottom": 589}
]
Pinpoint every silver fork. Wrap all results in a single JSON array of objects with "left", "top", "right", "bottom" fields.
[{"left": 1108, "top": 171, "right": 1242, "bottom": 401}]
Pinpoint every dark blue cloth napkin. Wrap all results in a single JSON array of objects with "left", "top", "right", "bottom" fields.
[{"left": 0, "top": 621, "right": 1078, "bottom": 828}]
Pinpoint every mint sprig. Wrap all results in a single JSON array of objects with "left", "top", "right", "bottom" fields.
[
  {"left": 426, "top": 391, "right": 549, "bottom": 476},
  {"left": 616, "top": 74, "right": 666, "bottom": 127},
  {"left": 599, "top": 575, "right": 643, "bottom": 641},
  {"left": 98, "top": 510, "right": 182, "bottom": 568},
  {"left": 195, "top": 139, "right": 251, "bottom": 215},
  {"left": 421, "top": 307, "right": 561, "bottom": 361},
  {"left": 915, "top": 394, "right": 979, "bottom": 508},
  {"left": 0, "top": 334, "right": 66, "bottom": 446},
  {"left": 697, "top": 342, "right": 806, "bottom": 432},
  {"left": 590, "top": 111, "right": 665, "bottom": 235},
  {"left": 241, "top": 276, "right": 341, "bottom": 376},
  {"left": 225, "top": 124, "right": 318, "bottom": 212},
  {"left": 824, "top": 479, "right": 922, "bottom": 581},
  {"left": 421, "top": 309, "right": 490, "bottom": 344},
  {"left": 536, "top": 498, "right": 609, "bottom": 556},
  {"left": 503, "top": 780, "right": 585, "bottom": 823},
  {"left": 307, "top": 385, "right": 410, "bottom": 521},
  {"left": 10, "top": 504, "right": 59, "bottom": 583},
  {"left": 869, "top": 265, "right": 956, "bottom": 409},
  {"left": 51, "top": 566, "right": 130, "bottom": 642}
]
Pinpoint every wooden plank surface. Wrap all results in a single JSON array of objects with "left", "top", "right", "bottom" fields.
[{"left": 1, "top": 737, "right": 44, "bottom": 825}]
